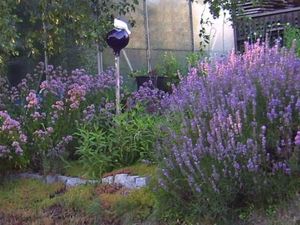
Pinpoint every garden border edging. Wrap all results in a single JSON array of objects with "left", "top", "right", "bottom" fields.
[{"left": 6, "top": 172, "right": 150, "bottom": 189}]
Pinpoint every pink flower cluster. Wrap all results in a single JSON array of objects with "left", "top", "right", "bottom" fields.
[
  {"left": 19, "top": 133, "right": 27, "bottom": 143},
  {"left": 67, "top": 84, "right": 86, "bottom": 109},
  {"left": 52, "top": 101, "right": 64, "bottom": 111},
  {"left": 25, "top": 90, "right": 39, "bottom": 109},
  {"left": 40, "top": 80, "right": 49, "bottom": 90},
  {"left": 0, "top": 111, "right": 21, "bottom": 132},
  {"left": 30, "top": 112, "right": 46, "bottom": 121},
  {"left": 0, "top": 111, "right": 26, "bottom": 158},
  {"left": 12, "top": 141, "right": 23, "bottom": 155},
  {"left": 33, "top": 127, "right": 54, "bottom": 139},
  {"left": 50, "top": 100, "right": 65, "bottom": 121}
]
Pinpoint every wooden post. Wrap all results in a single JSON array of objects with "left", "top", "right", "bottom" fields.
[
  {"left": 115, "top": 56, "right": 121, "bottom": 115},
  {"left": 188, "top": 0, "right": 195, "bottom": 52},
  {"left": 144, "top": 0, "right": 151, "bottom": 72},
  {"left": 96, "top": 43, "right": 103, "bottom": 74},
  {"left": 122, "top": 50, "right": 133, "bottom": 72},
  {"left": 43, "top": 21, "right": 48, "bottom": 74}
]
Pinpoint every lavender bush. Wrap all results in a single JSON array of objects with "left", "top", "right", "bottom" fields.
[
  {"left": 0, "top": 63, "right": 116, "bottom": 173},
  {"left": 157, "top": 42, "right": 300, "bottom": 222}
]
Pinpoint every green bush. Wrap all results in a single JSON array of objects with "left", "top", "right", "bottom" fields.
[
  {"left": 155, "top": 52, "right": 182, "bottom": 83},
  {"left": 76, "top": 107, "right": 160, "bottom": 177},
  {"left": 284, "top": 25, "right": 300, "bottom": 57},
  {"left": 185, "top": 51, "right": 204, "bottom": 69}
]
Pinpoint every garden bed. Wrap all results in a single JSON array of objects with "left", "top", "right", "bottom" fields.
[
  {"left": 1, "top": 42, "right": 300, "bottom": 224},
  {"left": 0, "top": 178, "right": 156, "bottom": 225},
  {"left": 0, "top": 178, "right": 300, "bottom": 225}
]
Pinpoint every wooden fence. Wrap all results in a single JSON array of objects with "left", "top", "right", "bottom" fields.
[{"left": 234, "top": 6, "right": 300, "bottom": 51}]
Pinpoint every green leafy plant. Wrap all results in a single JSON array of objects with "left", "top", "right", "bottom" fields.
[
  {"left": 0, "top": 0, "right": 21, "bottom": 69},
  {"left": 76, "top": 106, "right": 160, "bottom": 178},
  {"left": 284, "top": 25, "right": 300, "bottom": 57},
  {"left": 186, "top": 51, "right": 205, "bottom": 69},
  {"left": 128, "top": 69, "right": 148, "bottom": 78},
  {"left": 110, "top": 107, "right": 159, "bottom": 165},
  {"left": 155, "top": 52, "right": 182, "bottom": 84},
  {"left": 76, "top": 124, "right": 115, "bottom": 178}
]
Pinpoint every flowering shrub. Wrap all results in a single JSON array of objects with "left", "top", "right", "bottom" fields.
[
  {"left": 157, "top": 42, "right": 300, "bottom": 222},
  {"left": 0, "top": 63, "right": 116, "bottom": 173},
  {"left": 0, "top": 111, "right": 27, "bottom": 172},
  {"left": 128, "top": 80, "right": 166, "bottom": 113}
]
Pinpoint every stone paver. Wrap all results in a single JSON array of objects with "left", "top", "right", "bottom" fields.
[{"left": 8, "top": 172, "right": 150, "bottom": 189}]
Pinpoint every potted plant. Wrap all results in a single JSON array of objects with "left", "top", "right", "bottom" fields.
[
  {"left": 131, "top": 69, "right": 168, "bottom": 92},
  {"left": 131, "top": 52, "right": 182, "bottom": 92}
]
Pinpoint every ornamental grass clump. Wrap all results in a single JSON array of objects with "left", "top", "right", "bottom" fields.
[{"left": 157, "top": 42, "right": 300, "bottom": 222}]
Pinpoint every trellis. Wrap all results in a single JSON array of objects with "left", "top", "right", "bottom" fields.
[{"left": 234, "top": 6, "right": 300, "bottom": 52}]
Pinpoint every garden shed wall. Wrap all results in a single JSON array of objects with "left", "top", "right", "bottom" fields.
[{"left": 102, "top": 0, "right": 234, "bottom": 73}]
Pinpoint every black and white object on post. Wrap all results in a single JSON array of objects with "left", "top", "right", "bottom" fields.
[
  {"left": 107, "top": 19, "right": 131, "bottom": 56},
  {"left": 106, "top": 19, "right": 131, "bottom": 115}
]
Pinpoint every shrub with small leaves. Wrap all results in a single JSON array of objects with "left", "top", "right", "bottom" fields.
[{"left": 157, "top": 42, "right": 300, "bottom": 223}]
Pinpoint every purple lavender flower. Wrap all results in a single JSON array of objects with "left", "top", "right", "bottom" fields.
[
  {"left": 48, "top": 135, "right": 73, "bottom": 158},
  {"left": 19, "top": 133, "right": 28, "bottom": 143},
  {"left": 12, "top": 141, "right": 23, "bottom": 155},
  {"left": 158, "top": 41, "right": 300, "bottom": 213},
  {"left": 0, "top": 111, "right": 21, "bottom": 131},
  {"left": 83, "top": 104, "right": 95, "bottom": 122},
  {"left": 295, "top": 131, "right": 300, "bottom": 146},
  {"left": 129, "top": 80, "right": 166, "bottom": 113},
  {"left": 0, "top": 145, "right": 10, "bottom": 157}
]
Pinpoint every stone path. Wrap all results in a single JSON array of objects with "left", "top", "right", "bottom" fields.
[
  {"left": 8, "top": 172, "right": 150, "bottom": 189},
  {"left": 102, "top": 173, "right": 150, "bottom": 189}
]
